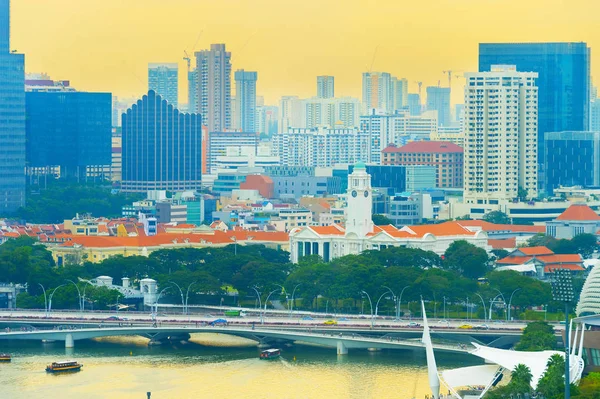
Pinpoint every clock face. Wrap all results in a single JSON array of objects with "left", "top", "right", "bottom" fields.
[
  {"left": 364, "top": 191, "right": 369, "bottom": 198},
  {"left": 351, "top": 190, "right": 358, "bottom": 198}
]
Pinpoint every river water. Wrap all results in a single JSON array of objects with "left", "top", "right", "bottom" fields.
[{"left": 0, "top": 334, "right": 476, "bottom": 399}]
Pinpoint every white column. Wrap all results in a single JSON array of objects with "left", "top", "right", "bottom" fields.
[
  {"left": 337, "top": 340, "right": 348, "bottom": 355},
  {"left": 65, "top": 333, "right": 74, "bottom": 348}
]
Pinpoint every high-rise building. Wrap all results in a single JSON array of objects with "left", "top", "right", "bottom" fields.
[
  {"left": 544, "top": 131, "right": 600, "bottom": 193},
  {"left": 392, "top": 77, "right": 409, "bottom": 111},
  {"left": 234, "top": 70, "right": 258, "bottom": 133},
  {"left": 591, "top": 98, "right": 600, "bottom": 133},
  {"left": 301, "top": 97, "right": 361, "bottom": 129},
  {"left": 194, "top": 44, "right": 232, "bottom": 132},
  {"left": 148, "top": 63, "right": 178, "bottom": 108},
  {"left": 187, "top": 68, "right": 197, "bottom": 113},
  {"left": 121, "top": 90, "right": 202, "bottom": 192},
  {"left": 0, "top": 0, "right": 25, "bottom": 212},
  {"left": 26, "top": 91, "right": 112, "bottom": 179},
  {"left": 479, "top": 42, "right": 591, "bottom": 165},
  {"left": 407, "top": 93, "right": 421, "bottom": 116},
  {"left": 205, "top": 131, "right": 259, "bottom": 174},
  {"left": 463, "top": 65, "right": 538, "bottom": 204},
  {"left": 317, "top": 76, "right": 335, "bottom": 99},
  {"left": 273, "top": 127, "right": 369, "bottom": 167},
  {"left": 426, "top": 87, "right": 451, "bottom": 127},
  {"left": 256, "top": 105, "right": 278, "bottom": 137},
  {"left": 362, "top": 72, "right": 393, "bottom": 114},
  {"left": 279, "top": 95, "right": 302, "bottom": 133}
]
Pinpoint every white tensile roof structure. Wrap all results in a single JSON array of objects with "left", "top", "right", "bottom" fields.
[{"left": 577, "top": 263, "right": 600, "bottom": 316}]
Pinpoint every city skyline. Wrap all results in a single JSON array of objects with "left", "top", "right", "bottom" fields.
[{"left": 11, "top": 0, "right": 600, "bottom": 106}]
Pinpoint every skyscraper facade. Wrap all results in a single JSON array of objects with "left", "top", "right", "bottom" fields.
[
  {"left": 278, "top": 95, "right": 302, "bottom": 133},
  {"left": 195, "top": 44, "right": 232, "bottom": 132},
  {"left": 234, "top": 70, "right": 258, "bottom": 133},
  {"left": 392, "top": 77, "right": 408, "bottom": 111},
  {"left": 362, "top": 72, "right": 393, "bottom": 114},
  {"left": 463, "top": 65, "right": 538, "bottom": 204},
  {"left": 317, "top": 76, "right": 334, "bottom": 99},
  {"left": 26, "top": 91, "right": 112, "bottom": 178},
  {"left": 0, "top": 0, "right": 25, "bottom": 212},
  {"left": 148, "top": 63, "right": 178, "bottom": 108},
  {"left": 187, "top": 68, "right": 197, "bottom": 113},
  {"left": 121, "top": 90, "right": 202, "bottom": 192},
  {"left": 407, "top": 93, "right": 421, "bottom": 116},
  {"left": 301, "top": 97, "right": 361, "bottom": 129},
  {"left": 479, "top": 42, "right": 591, "bottom": 164},
  {"left": 426, "top": 86, "right": 451, "bottom": 127}
]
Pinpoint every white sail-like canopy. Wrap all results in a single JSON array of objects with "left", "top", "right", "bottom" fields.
[{"left": 441, "top": 365, "right": 501, "bottom": 390}]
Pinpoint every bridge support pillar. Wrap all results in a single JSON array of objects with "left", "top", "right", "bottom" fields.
[
  {"left": 65, "top": 333, "right": 74, "bottom": 348},
  {"left": 337, "top": 341, "right": 348, "bottom": 355}
]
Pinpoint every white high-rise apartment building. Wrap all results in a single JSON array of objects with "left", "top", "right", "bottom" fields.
[
  {"left": 194, "top": 44, "right": 232, "bottom": 132},
  {"left": 279, "top": 95, "right": 303, "bottom": 133},
  {"left": 301, "top": 97, "right": 361, "bottom": 129},
  {"left": 362, "top": 72, "right": 393, "bottom": 114},
  {"left": 392, "top": 77, "right": 408, "bottom": 111},
  {"left": 273, "top": 127, "right": 369, "bottom": 167},
  {"left": 359, "top": 111, "right": 438, "bottom": 163},
  {"left": 234, "top": 70, "right": 258, "bottom": 132},
  {"left": 317, "top": 76, "right": 335, "bottom": 99},
  {"left": 463, "top": 65, "right": 538, "bottom": 204},
  {"left": 148, "top": 63, "right": 178, "bottom": 108}
]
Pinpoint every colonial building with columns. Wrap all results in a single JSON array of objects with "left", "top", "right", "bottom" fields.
[{"left": 289, "top": 162, "right": 489, "bottom": 263}]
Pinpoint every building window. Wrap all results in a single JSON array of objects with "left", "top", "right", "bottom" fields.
[{"left": 591, "top": 349, "right": 600, "bottom": 366}]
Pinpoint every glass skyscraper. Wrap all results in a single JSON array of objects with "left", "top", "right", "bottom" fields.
[
  {"left": 148, "top": 63, "right": 178, "bottom": 108},
  {"left": 25, "top": 91, "right": 112, "bottom": 177},
  {"left": 0, "top": 0, "right": 25, "bottom": 213},
  {"left": 479, "top": 42, "right": 591, "bottom": 166},
  {"left": 121, "top": 90, "right": 202, "bottom": 192},
  {"left": 234, "top": 70, "right": 257, "bottom": 133}
]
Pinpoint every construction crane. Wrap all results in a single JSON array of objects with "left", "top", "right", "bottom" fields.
[
  {"left": 413, "top": 81, "right": 423, "bottom": 97},
  {"left": 442, "top": 70, "right": 463, "bottom": 89},
  {"left": 183, "top": 50, "right": 192, "bottom": 72}
]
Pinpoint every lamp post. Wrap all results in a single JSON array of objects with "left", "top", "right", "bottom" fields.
[
  {"left": 382, "top": 286, "right": 397, "bottom": 319},
  {"left": 81, "top": 281, "right": 95, "bottom": 312},
  {"left": 375, "top": 287, "right": 395, "bottom": 317},
  {"left": 466, "top": 297, "right": 470, "bottom": 321},
  {"left": 492, "top": 288, "right": 507, "bottom": 320},
  {"left": 489, "top": 294, "right": 504, "bottom": 321},
  {"left": 153, "top": 287, "right": 170, "bottom": 320},
  {"left": 551, "top": 268, "right": 575, "bottom": 399},
  {"left": 443, "top": 296, "right": 447, "bottom": 320},
  {"left": 251, "top": 287, "right": 263, "bottom": 325},
  {"left": 184, "top": 282, "right": 197, "bottom": 315},
  {"left": 263, "top": 288, "right": 280, "bottom": 323},
  {"left": 507, "top": 288, "right": 521, "bottom": 322},
  {"left": 170, "top": 282, "right": 185, "bottom": 314},
  {"left": 288, "top": 284, "right": 301, "bottom": 319},
  {"left": 474, "top": 293, "right": 487, "bottom": 321},
  {"left": 38, "top": 283, "right": 48, "bottom": 317},
  {"left": 360, "top": 290, "right": 374, "bottom": 328},
  {"left": 48, "top": 284, "right": 66, "bottom": 315},
  {"left": 397, "top": 286, "right": 409, "bottom": 320},
  {"left": 66, "top": 279, "right": 83, "bottom": 312}
]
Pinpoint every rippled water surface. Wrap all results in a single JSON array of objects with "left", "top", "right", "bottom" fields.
[{"left": 0, "top": 334, "right": 476, "bottom": 399}]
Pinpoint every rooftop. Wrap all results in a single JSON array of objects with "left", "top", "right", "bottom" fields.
[
  {"left": 382, "top": 141, "right": 463, "bottom": 154},
  {"left": 555, "top": 204, "right": 600, "bottom": 221}
]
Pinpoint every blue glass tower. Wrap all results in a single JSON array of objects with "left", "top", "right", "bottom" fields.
[
  {"left": 122, "top": 90, "right": 202, "bottom": 192},
  {"left": 25, "top": 92, "right": 112, "bottom": 177},
  {"left": 0, "top": 0, "right": 25, "bottom": 212},
  {"left": 479, "top": 43, "right": 590, "bottom": 165}
]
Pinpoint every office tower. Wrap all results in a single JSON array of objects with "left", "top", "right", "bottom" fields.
[
  {"left": 317, "top": 76, "right": 335, "bottom": 99},
  {"left": 256, "top": 105, "right": 278, "bottom": 137},
  {"left": 479, "top": 42, "right": 591, "bottom": 164},
  {"left": 454, "top": 104, "right": 465, "bottom": 124},
  {"left": 362, "top": 72, "right": 393, "bottom": 114},
  {"left": 234, "top": 70, "right": 258, "bottom": 133},
  {"left": 301, "top": 97, "right": 361, "bottom": 129},
  {"left": 382, "top": 141, "right": 464, "bottom": 188},
  {"left": 26, "top": 90, "right": 112, "bottom": 179},
  {"left": 195, "top": 43, "right": 232, "bottom": 132},
  {"left": 188, "top": 68, "right": 197, "bottom": 113},
  {"left": 359, "top": 111, "right": 438, "bottom": 163},
  {"left": 426, "top": 87, "right": 451, "bottom": 127},
  {"left": 148, "top": 63, "right": 178, "bottom": 108},
  {"left": 544, "top": 131, "right": 600, "bottom": 192},
  {"left": 408, "top": 93, "right": 421, "bottom": 116},
  {"left": 0, "top": 0, "right": 25, "bottom": 212},
  {"left": 392, "top": 77, "right": 408, "bottom": 111},
  {"left": 206, "top": 131, "right": 260, "bottom": 174},
  {"left": 591, "top": 88, "right": 600, "bottom": 132},
  {"left": 273, "top": 127, "right": 369, "bottom": 167},
  {"left": 279, "top": 95, "right": 302, "bottom": 133},
  {"left": 121, "top": 90, "right": 202, "bottom": 192},
  {"left": 463, "top": 65, "right": 538, "bottom": 204}
]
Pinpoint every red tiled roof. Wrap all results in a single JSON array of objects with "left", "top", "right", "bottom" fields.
[
  {"left": 408, "top": 222, "right": 475, "bottom": 237},
  {"left": 457, "top": 220, "right": 545, "bottom": 234},
  {"left": 544, "top": 264, "right": 585, "bottom": 273},
  {"left": 382, "top": 141, "right": 463, "bottom": 154},
  {"left": 497, "top": 253, "right": 582, "bottom": 265},
  {"left": 518, "top": 246, "right": 554, "bottom": 256},
  {"left": 556, "top": 204, "right": 600, "bottom": 221},
  {"left": 310, "top": 225, "right": 345, "bottom": 235},
  {"left": 496, "top": 256, "right": 532, "bottom": 265},
  {"left": 488, "top": 238, "right": 516, "bottom": 250}
]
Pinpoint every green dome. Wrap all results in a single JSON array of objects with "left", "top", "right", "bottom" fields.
[{"left": 354, "top": 161, "right": 366, "bottom": 170}]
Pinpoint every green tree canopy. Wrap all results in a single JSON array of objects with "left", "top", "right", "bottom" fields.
[
  {"left": 443, "top": 240, "right": 490, "bottom": 279},
  {"left": 515, "top": 321, "right": 556, "bottom": 351},
  {"left": 483, "top": 210, "right": 511, "bottom": 225},
  {"left": 372, "top": 214, "right": 394, "bottom": 226}
]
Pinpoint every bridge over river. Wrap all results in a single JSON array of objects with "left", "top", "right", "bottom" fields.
[{"left": 0, "top": 324, "right": 472, "bottom": 355}]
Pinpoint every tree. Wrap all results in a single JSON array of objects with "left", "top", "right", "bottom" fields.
[
  {"left": 536, "top": 354, "right": 566, "bottom": 398},
  {"left": 518, "top": 186, "right": 529, "bottom": 202},
  {"left": 575, "top": 372, "right": 600, "bottom": 399},
  {"left": 443, "top": 240, "right": 490, "bottom": 279},
  {"left": 483, "top": 210, "right": 511, "bottom": 225},
  {"left": 490, "top": 249, "right": 509, "bottom": 260},
  {"left": 485, "top": 363, "right": 533, "bottom": 398},
  {"left": 570, "top": 233, "right": 599, "bottom": 258},
  {"left": 515, "top": 321, "right": 556, "bottom": 351},
  {"left": 525, "top": 234, "right": 557, "bottom": 248},
  {"left": 372, "top": 214, "right": 394, "bottom": 226}
]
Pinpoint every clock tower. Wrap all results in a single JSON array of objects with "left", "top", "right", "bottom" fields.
[{"left": 345, "top": 162, "right": 374, "bottom": 237}]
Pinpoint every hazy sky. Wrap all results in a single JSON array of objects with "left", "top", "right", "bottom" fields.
[{"left": 12, "top": 0, "right": 599, "bottom": 106}]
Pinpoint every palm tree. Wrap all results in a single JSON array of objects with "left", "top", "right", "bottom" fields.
[{"left": 511, "top": 364, "right": 533, "bottom": 388}]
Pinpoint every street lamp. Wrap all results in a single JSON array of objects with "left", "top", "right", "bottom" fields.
[
  {"left": 375, "top": 287, "right": 395, "bottom": 317},
  {"left": 474, "top": 293, "right": 487, "bottom": 321},
  {"left": 251, "top": 287, "right": 263, "bottom": 324},
  {"left": 360, "top": 290, "right": 374, "bottom": 328},
  {"left": 489, "top": 294, "right": 504, "bottom": 321},
  {"left": 153, "top": 287, "right": 170, "bottom": 320},
  {"left": 170, "top": 282, "right": 185, "bottom": 314},
  {"left": 66, "top": 279, "right": 83, "bottom": 312},
  {"left": 263, "top": 288, "right": 281, "bottom": 323},
  {"left": 184, "top": 282, "right": 197, "bottom": 315},
  {"left": 397, "top": 286, "right": 409, "bottom": 320},
  {"left": 552, "top": 268, "right": 575, "bottom": 399},
  {"left": 443, "top": 296, "right": 447, "bottom": 320},
  {"left": 81, "top": 281, "right": 95, "bottom": 312},
  {"left": 507, "top": 288, "right": 521, "bottom": 322},
  {"left": 289, "top": 284, "right": 301, "bottom": 319},
  {"left": 38, "top": 283, "right": 48, "bottom": 317},
  {"left": 48, "top": 284, "right": 66, "bottom": 315}
]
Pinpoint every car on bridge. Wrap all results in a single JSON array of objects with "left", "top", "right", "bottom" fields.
[
  {"left": 209, "top": 319, "right": 228, "bottom": 326},
  {"left": 323, "top": 320, "right": 337, "bottom": 325},
  {"left": 458, "top": 324, "right": 474, "bottom": 329}
]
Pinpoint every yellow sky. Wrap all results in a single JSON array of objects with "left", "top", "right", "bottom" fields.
[{"left": 11, "top": 0, "right": 599, "bottom": 106}]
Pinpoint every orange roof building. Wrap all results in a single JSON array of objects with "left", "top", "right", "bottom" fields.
[
  {"left": 546, "top": 203, "right": 600, "bottom": 240},
  {"left": 496, "top": 246, "right": 585, "bottom": 279}
]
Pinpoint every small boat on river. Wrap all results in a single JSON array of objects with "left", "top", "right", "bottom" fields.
[
  {"left": 46, "top": 360, "right": 83, "bottom": 373},
  {"left": 0, "top": 353, "right": 11, "bottom": 362},
  {"left": 259, "top": 348, "right": 281, "bottom": 360}
]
